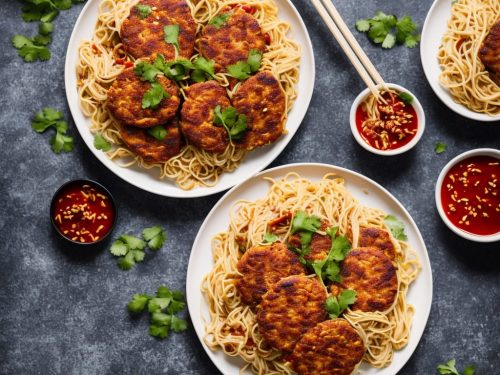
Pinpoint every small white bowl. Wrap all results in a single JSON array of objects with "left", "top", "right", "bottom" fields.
[
  {"left": 349, "top": 83, "right": 425, "bottom": 156},
  {"left": 435, "top": 148, "right": 500, "bottom": 243}
]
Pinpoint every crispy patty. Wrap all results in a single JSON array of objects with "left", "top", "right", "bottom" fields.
[
  {"left": 236, "top": 243, "right": 306, "bottom": 308},
  {"left": 288, "top": 220, "right": 332, "bottom": 262},
  {"left": 119, "top": 118, "right": 183, "bottom": 163},
  {"left": 121, "top": 0, "right": 196, "bottom": 60},
  {"left": 290, "top": 319, "right": 365, "bottom": 375},
  {"left": 359, "top": 226, "right": 396, "bottom": 262},
  {"left": 199, "top": 7, "right": 266, "bottom": 71},
  {"left": 107, "top": 68, "right": 180, "bottom": 128},
  {"left": 257, "top": 275, "right": 327, "bottom": 352},
  {"left": 232, "top": 71, "right": 286, "bottom": 150},
  {"left": 479, "top": 21, "right": 500, "bottom": 78},
  {"left": 332, "top": 247, "right": 397, "bottom": 313},
  {"left": 180, "top": 81, "right": 230, "bottom": 153}
]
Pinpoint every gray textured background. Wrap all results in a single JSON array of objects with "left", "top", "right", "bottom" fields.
[{"left": 1, "top": 0, "right": 499, "bottom": 374}]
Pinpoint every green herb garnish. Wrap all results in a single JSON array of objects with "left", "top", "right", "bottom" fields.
[
  {"left": 134, "top": 55, "right": 166, "bottom": 82},
  {"left": 311, "top": 227, "right": 351, "bottom": 284},
  {"left": 12, "top": 35, "right": 51, "bottom": 62},
  {"left": 128, "top": 285, "right": 188, "bottom": 339},
  {"left": 142, "top": 81, "right": 170, "bottom": 109},
  {"left": 437, "top": 359, "right": 475, "bottom": 375},
  {"left": 31, "top": 107, "right": 73, "bottom": 153},
  {"left": 263, "top": 232, "right": 279, "bottom": 244},
  {"left": 356, "top": 11, "right": 420, "bottom": 49},
  {"left": 213, "top": 105, "right": 248, "bottom": 140},
  {"left": 142, "top": 225, "right": 167, "bottom": 250},
  {"left": 191, "top": 56, "right": 215, "bottom": 82},
  {"left": 208, "top": 12, "right": 231, "bottom": 29},
  {"left": 227, "top": 49, "right": 262, "bottom": 80},
  {"left": 325, "top": 290, "right": 357, "bottom": 319},
  {"left": 94, "top": 133, "right": 111, "bottom": 151},
  {"left": 435, "top": 142, "right": 447, "bottom": 154},
  {"left": 147, "top": 126, "right": 168, "bottom": 141},
  {"left": 398, "top": 92, "right": 413, "bottom": 105},
  {"left": 135, "top": 4, "right": 152, "bottom": 18},
  {"left": 384, "top": 215, "right": 408, "bottom": 241},
  {"left": 164, "top": 24, "right": 180, "bottom": 53}
]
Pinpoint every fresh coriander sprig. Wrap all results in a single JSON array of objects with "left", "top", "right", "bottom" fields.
[
  {"left": 94, "top": 133, "right": 112, "bottom": 151},
  {"left": 213, "top": 105, "right": 248, "bottom": 141},
  {"left": 208, "top": 12, "right": 231, "bottom": 29},
  {"left": 435, "top": 142, "right": 447, "bottom": 154},
  {"left": 142, "top": 82, "right": 170, "bottom": 109},
  {"left": 325, "top": 290, "right": 357, "bottom": 319},
  {"left": 384, "top": 215, "right": 408, "bottom": 241},
  {"left": 263, "top": 232, "right": 279, "bottom": 244},
  {"left": 110, "top": 226, "right": 167, "bottom": 270},
  {"left": 290, "top": 211, "right": 322, "bottom": 253},
  {"left": 227, "top": 50, "right": 262, "bottom": 80},
  {"left": 356, "top": 11, "right": 421, "bottom": 49},
  {"left": 128, "top": 285, "right": 188, "bottom": 339},
  {"left": 135, "top": 4, "right": 152, "bottom": 18},
  {"left": 437, "top": 359, "right": 475, "bottom": 375},
  {"left": 164, "top": 24, "right": 180, "bottom": 54},
  {"left": 31, "top": 107, "right": 73, "bottom": 153}
]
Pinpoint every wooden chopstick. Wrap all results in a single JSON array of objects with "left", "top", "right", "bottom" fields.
[{"left": 309, "top": 0, "right": 386, "bottom": 100}]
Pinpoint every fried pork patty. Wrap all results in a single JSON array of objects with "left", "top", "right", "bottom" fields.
[
  {"left": 479, "top": 21, "right": 500, "bottom": 78},
  {"left": 199, "top": 7, "right": 266, "bottom": 71},
  {"left": 288, "top": 220, "right": 332, "bottom": 262},
  {"left": 290, "top": 319, "right": 365, "bottom": 375},
  {"left": 121, "top": 0, "right": 196, "bottom": 60},
  {"left": 179, "top": 81, "right": 230, "bottom": 153},
  {"left": 257, "top": 275, "right": 327, "bottom": 352},
  {"left": 107, "top": 68, "right": 180, "bottom": 128},
  {"left": 332, "top": 247, "right": 397, "bottom": 312},
  {"left": 232, "top": 71, "right": 286, "bottom": 150},
  {"left": 119, "top": 118, "right": 183, "bottom": 163},
  {"left": 236, "top": 243, "right": 306, "bottom": 308},
  {"left": 359, "top": 226, "right": 396, "bottom": 262}
]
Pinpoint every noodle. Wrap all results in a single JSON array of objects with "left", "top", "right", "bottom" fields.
[
  {"left": 77, "top": 0, "right": 300, "bottom": 190},
  {"left": 202, "top": 173, "right": 421, "bottom": 373},
  {"left": 438, "top": 0, "right": 500, "bottom": 115}
]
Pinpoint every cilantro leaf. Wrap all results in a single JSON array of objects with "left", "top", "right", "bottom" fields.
[
  {"left": 110, "top": 239, "right": 128, "bottom": 256},
  {"left": 143, "top": 226, "right": 167, "bottom": 250},
  {"left": 134, "top": 60, "right": 164, "bottom": 82},
  {"left": 156, "top": 285, "right": 173, "bottom": 299},
  {"left": 325, "top": 290, "right": 357, "bottom": 319},
  {"left": 213, "top": 105, "right": 248, "bottom": 141},
  {"left": 247, "top": 50, "right": 262, "bottom": 72},
  {"left": 167, "top": 299, "right": 185, "bottom": 314},
  {"left": 13, "top": 35, "right": 51, "bottom": 62},
  {"left": 384, "top": 215, "right": 408, "bottom": 241},
  {"left": 31, "top": 107, "right": 63, "bottom": 132},
  {"left": 208, "top": 12, "right": 231, "bottom": 29},
  {"left": 142, "top": 81, "right": 170, "bottom": 109},
  {"left": 263, "top": 232, "right": 278, "bottom": 244},
  {"left": 164, "top": 59, "right": 193, "bottom": 81},
  {"left": 118, "top": 251, "right": 136, "bottom": 270},
  {"left": 463, "top": 366, "right": 475, "bottom": 375},
  {"left": 382, "top": 33, "right": 396, "bottom": 49},
  {"left": 33, "top": 34, "right": 52, "bottom": 46},
  {"left": 396, "top": 15, "right": 417, "bottom": 43},
  {"left": 149, "top": 324, "right": 169, "bottom": 338},
  {"left": 435, "top": 142, "right": 447, "bottom": 154},
  {"left": 12, "top": 35, "right": 33, "bottom": 49},
  {"left": 31, "top": 107, "right": 73, "bottom": 153},
  {"left": 40, "top": 10, "right": 60, "bottom": 23},
  {"left": 355, "top": 19, "right": 370, "bottom": 32},
  {"left": 128, "top": 294, "right": 151, "bottom": 313},
  {"left": 227, "top": 61, "right": 252, "bottom": 80},
  {"left": 151, "top": 312, "right": 172, "bottom": 327},
  {"left": 291, "top": 211, "right": 321, "bottom": 234},
  {"left": 39, "top": 22, "right": 53, "bottom": 35},
  {"left": 398, "top": 92, "right": 413, "bottom": 105},
  {"left": 136, "top": 4, "right": 152, "bottom": 19},
  {"left": 404, "top": 34, "right": 421, "bottom": 48},
  {"left": 148, "top": 297, "right": 172, "bottom": 313},
  {"left": 50, "top": 132, "right": 73, "bottom": 153},
  {"left": 437, "top": 360, "right": 460, "bottom": 375},
  {"left": 94, "top": 133, "right": 112, "bottom": 151},
  {"left": 147, "top": 125, "right": 168, "bottom": 141},
  {"left": 164, "top": 24, "right": 180, "bottom": 53},
  {"left": 120, "top": 234, "right": 146, "bottom": 250},
  {"left": 171, "top": 315, "right": 188, "bottom": 332},
  {"left": 191, "top": 56, "right": 215, "bottom": 82}
]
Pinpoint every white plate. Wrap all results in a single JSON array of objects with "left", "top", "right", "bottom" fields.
[
  {"left": 64, "top": 0, "right": 315, "bottom": 198},
  {"left": 186, "top": 163, "right": 433, "bottom": 375},
  {"left": 420, "top": 0, "right": 500, "bottom": 122}
]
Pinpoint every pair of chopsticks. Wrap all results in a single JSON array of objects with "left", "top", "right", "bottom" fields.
[{"left": 310, "top": 0, "right": 387, "bottom": 100}]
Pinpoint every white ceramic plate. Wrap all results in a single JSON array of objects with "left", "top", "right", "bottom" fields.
[
  {"left": 420, "top": 0, "right": 500, "bottom": 122},
  {"left": 186, "top": 163, "right": 433, "bottom": 375},
  {"left": 64, "top": 0, "right": 315, "bottom": 198}
]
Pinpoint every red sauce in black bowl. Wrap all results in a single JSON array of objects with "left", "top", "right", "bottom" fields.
[
  {"left": 50, "top": 180, "right": 116, "bottom": 244},
  {"left": 440, "top": 155, "right": 500, "bottom": 236}
]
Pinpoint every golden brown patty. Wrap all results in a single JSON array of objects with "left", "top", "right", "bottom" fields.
[
  {"left": 236, "top": 243, "right": 306, "bottom": 308},
  {"left": 119, "top": 118, "right": 183, "bottom": 163},
  {"left": 199, "top": 7, "right": 266, "bottom": 71},
  {"left": 121, "top": 0, "right": 196, "bottom": 60},
  {"left": 332, "top": 247, "right": 397, "bottom": 312},
  {"left": 479, "top": 21, "right": 500, "bottom": 78},
  {"left": 179, "top": 81, "right": 230, "bottom": 153},
  {"left": 359, "top": 226, "right": 396, "bottom": 262},
  {"left": 257, "top": 275, "right": 327, "bottom": 352},
  {"left": 288, "top": 220, "right": 332, "bottom": 262},
  {"left": 232, "top": 71, "right": 286, "bottom": 150},
  {"left": 107, "top": 68, "right": 180, "bottom": 128},
  {"left": 290, "top": 319, "right": 365, "bottom": 375}
]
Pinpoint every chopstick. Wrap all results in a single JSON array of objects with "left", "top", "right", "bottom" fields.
[{"left": 310, "top": 0, "right": 387, "bottom": 100}]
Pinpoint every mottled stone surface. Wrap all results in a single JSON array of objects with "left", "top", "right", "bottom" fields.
[{"left": 0, "top": 0, "right": 499, "bottom": 374}]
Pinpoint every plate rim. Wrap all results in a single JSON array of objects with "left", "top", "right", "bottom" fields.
[
  {"left": 420, "top": 0, "right": 500, "bottom": 123},
  {"left": 64, "top": 0, "right": 316, "bottom": 198},
  {"left": 186, "top": 162, "right": 433, "bottom": 375}
]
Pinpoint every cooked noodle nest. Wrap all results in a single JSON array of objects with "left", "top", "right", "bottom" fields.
[
  {"left": 202, "top": 173, "right": 421, "bottom": 374},
  {"left": 77, "top": 0, "right": 300, "bottom": 190}
]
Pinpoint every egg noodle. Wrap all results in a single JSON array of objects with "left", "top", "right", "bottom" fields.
[
  {"left": 437, "top": 0, "right": 500, "bottom": 115},
  {"left": 77, "top": 0, "right": 300, "bottom": 190},
  {"left": 202, "top": 173, "right": 421, "bottom": 374}
]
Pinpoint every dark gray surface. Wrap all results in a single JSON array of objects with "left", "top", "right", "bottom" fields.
[{"left": 1, "top": 0, "right": 499, "bottom": 374}]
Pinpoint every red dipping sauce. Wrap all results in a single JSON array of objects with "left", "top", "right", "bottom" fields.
[
  {"left": 51, "top": 181, "right": 116, "bottom": 243},
  {"left": 356, "top": 92, "right": 418, "bottom": 151},
  {"left": 440, "top": 156, "right": 500, "bottom": 236}
]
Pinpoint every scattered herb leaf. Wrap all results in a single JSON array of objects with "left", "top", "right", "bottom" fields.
[
  {"left": 398, "top": 92, "right": 413, "bottom": 105},
  {"left": 135, "top": 4, "right": 152, "bottom": 19},
  {"left": 384, "top": 215, "right": 408, "bottom": 241},
  {"left": 147, "top": 125, "right": 168, "bottom": 141},
  {"left": 191, "top": 56, "right": 215, "bottom": 82},
  {"left": 164, "top": 24, "right": 180, "bottom": 53},
  {"left": 213, "top": 105, "right": 248, "bottom": 141},
  {"left": 31, "top": 107, "right": 73, "bottom": 153},
  {"left": 291, "top": 211, "right": 321, "bottom": 234},
  {"left": 435, "top": 142, "right": 447, "bottom": 154},
  {"left": 227, "top": 50, "right": 262, "bottom": 80},
  {"left": 94, "top": 133, "right": 111, "bottom": 151},
  {"left": 437, "top": 359, "right": 475, "bottom": 375},
  {"left": 325, "top": 290, "right": 357, "bottom": 319},
  {"left": 142, "top": 225, "right": 167, "bottom": 250},
  {"left": 142, "top": 81, "right": 170, "bottom": 110},
  {"left": 263, "top": 232, "right": 279, "bottom": 244},
  {"left": 208, "top": 12, "right": 231, "bottom": 29}
]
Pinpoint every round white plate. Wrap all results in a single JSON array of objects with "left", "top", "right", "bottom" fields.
[
  {"left": 420, "top": 0, "right": 500, "bottom": 122},
  {"left": 64, "top": 0, "right": 315, "bottom": 198},
  {"left": 186, "top": 163, "right": 433, "bottom": 375}
]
